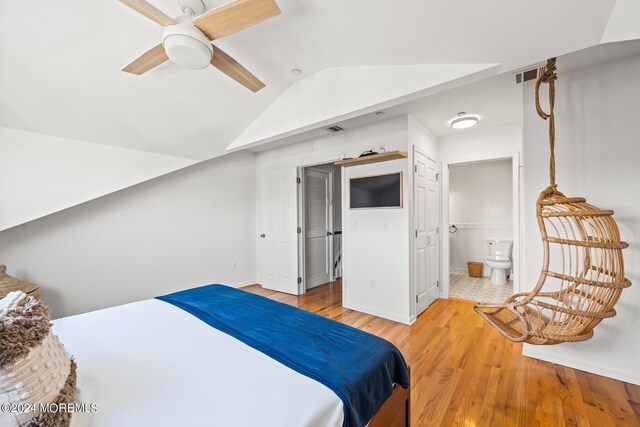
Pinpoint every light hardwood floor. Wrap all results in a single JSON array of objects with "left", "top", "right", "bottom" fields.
[{"left": 242, "top": 280, "right": 640, "bottom": 427}]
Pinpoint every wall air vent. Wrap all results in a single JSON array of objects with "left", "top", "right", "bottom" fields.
[
  {"left": 513, "top": 65, "right": 545, "bottom": 85},
  {"left": 326, "top": 125, "right": 345, "bottom": 133}
]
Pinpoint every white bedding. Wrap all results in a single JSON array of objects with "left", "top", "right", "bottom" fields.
[{"left": 52, "top": 299, "right": 344, "bottom": 427}]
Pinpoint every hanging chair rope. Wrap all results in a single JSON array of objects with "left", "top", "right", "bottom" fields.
[
  {"left": 535, "top": 58, "right": 558, "bottom": 188},
  {"left": 473, "top": 58, "right": 631, "bottom": 345}
]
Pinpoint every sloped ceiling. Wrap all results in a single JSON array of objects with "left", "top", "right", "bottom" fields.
[
  {"left": 601, "top": 0, "right": 640, "bottom": 43},
  {"left": 227, "top": 63, "right": 500, "bottom": 150},
  {"left": 0, "top": 126, "right": 196, "bottom": 231},
  {"left": 0, "top": 0, "right": 618, "bottom": 160}
]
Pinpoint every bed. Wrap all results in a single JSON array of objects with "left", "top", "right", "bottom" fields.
[{"left": 52, "top": 285, "right": 410, "bottom": 427}]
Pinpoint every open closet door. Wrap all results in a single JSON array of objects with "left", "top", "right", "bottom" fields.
[
  {"left": 258, "top": 167, "right": 299, "bottom": 295},
  {"left": 304, "top": 168, "right": 333, "bottom": 289}
]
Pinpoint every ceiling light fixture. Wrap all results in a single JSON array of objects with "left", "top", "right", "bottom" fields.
[
  {"left": 450, "top": 112, "right": 479, "bottom": 129},
  {"left": 291, "top": 68, "right": 302, "bottom": 76},
  {"left": 162, "top": 25, "right": 213, "bottom": 70}
]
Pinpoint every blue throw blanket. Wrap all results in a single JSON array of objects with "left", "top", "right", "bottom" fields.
[{"left": 157, "top": 285, "right": 409, "bottom": 427}]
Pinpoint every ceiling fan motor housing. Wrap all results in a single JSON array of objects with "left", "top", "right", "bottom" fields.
[{"left": 162, "top": 24, "right": 213, "bottom": 70}]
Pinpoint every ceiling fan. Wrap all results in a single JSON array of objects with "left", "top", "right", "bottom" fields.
[{"left": 119, "top": 0, "right": 280, "bottom": 92}]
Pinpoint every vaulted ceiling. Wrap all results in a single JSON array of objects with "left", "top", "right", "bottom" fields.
[{"left": 0, "top": 0, "right": 621, "bottom": 160}]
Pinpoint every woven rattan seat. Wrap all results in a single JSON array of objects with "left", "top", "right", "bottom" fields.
[
  {"left": 474, "top": 59, "right": 631, "bottom": 345},
  {"left": 475, "top": 187, "right": 630, "bottom": 344}
]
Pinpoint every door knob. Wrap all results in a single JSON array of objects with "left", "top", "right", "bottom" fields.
[
  {"left": 326, "top": 231, "right": 333, "bottom": 236},
  {"left": 260, "top": 234, "right": 266, "bottom": 238}
]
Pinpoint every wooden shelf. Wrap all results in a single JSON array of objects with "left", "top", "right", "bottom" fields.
[{"left": 334, "top": 150, "right": 408, "bottom": 167}]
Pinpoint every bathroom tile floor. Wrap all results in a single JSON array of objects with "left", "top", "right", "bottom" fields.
[{"left": 449, "top": 272, "right": 513, "bottom": 303}]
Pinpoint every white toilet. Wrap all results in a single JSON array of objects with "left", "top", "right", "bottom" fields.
[{"left": 485, "top": 239, "right": 513, "bottom": 285}]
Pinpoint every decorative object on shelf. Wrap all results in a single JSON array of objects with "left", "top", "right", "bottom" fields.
[
  {"left": 359, "top": 150, "right": 379, "bottom": 157},
  {"left": 335, "top": 150, "right": 408, "bottom": 167},
  {"left": 474, "top": 58, "right": 631, "bottom": 345},
  {"left": 0, "top": 264, "right": 41, "bottom": 300},
  {"left": 467, "top": 262, "right": 483, "bottom": 278}
]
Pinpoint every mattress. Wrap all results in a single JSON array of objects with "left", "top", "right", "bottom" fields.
[{"left": 52, "top": 299, "right": 344, "bottom": 427}]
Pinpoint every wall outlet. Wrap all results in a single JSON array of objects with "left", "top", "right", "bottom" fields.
[
  {"left": 370, "top": 280, "right": 376, "bottom": 288},
  {"left": 232, "top": 262, "right": 237, "bottom": 270}
]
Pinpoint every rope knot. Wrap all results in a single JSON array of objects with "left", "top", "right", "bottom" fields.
[{"left": 540, "top": 58, "right": 557, "bottom": 83}]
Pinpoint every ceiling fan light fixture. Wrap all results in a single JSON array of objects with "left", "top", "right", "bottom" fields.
[
  {"left": 450, "top": 114, "right": 480, "bottom": 129},
  {"left": 162, "top": 25, "right": 212, "bottom": 70}
]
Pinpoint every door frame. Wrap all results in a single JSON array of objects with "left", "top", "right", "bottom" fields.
[
  {"left": 297, "top": 159, "right": 342, "bottom": 294},
  {"left": 440, "top": 152, "right": 521, "bottom": 298}
]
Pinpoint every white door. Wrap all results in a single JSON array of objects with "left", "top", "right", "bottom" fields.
[
  {"left": 304, "top": 168, "right": 332, "bottom": 289},
  {"left": 414, "top": 148, "right": 440, "bottom": 315},
  {"left": 258, "top": 168, "right": 299, "bottom": 294}
]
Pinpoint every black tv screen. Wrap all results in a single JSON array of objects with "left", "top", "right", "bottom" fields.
[{"left": 350, "top": 172, "right": 403, "bottom": 209}]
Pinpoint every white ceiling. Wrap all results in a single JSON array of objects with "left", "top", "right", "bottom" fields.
[
  {"left": 227, "top": 63, "right": 500, "bottom": 151},
  {"left": 390, "top": 39, "right": 640, "bottom": 139},
  {"left": 392, "top": 72, "right": 523, "bottom": 139},
  {"left": 0, "top": 0, "right": 618, "bottom": 160}
]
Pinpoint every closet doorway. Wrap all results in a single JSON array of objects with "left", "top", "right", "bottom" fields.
[{"left": 298, "top": 162, "right": 342, "bottom": 292}]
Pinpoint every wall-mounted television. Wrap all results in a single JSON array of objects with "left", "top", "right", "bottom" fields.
[{"left": 349, "top": 172, "right": 403, "bottom": 209}]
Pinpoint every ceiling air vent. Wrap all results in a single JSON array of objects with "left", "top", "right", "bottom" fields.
[
  {"left": 513, "top": 65, "right": 545, "bottom": 84},
  {"left": 326, "top": 125, "right": 345, "bottom": 133}
]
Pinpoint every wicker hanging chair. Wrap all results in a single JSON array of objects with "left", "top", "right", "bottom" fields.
[{"left": 474, "top": 59, "right": 631, "bottom": 345}]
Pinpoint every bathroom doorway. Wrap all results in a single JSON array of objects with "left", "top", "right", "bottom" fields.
[{"left": 442, "top": 156, "right": 520, "bottom": 302}]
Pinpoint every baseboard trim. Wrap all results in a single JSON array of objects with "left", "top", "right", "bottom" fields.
[
  {"left": 523, "top": 345, "right": 640, "bottom": 386},
  {"left": 229, "top": 280, "right": 257, "bottom": 289},
  {"left": 343, "top": 302, "right": 414, "bottom": 325}
]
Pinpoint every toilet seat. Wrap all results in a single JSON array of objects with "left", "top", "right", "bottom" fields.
[{"left": 486, "top": 239, "right": 513, "bottom": 285}]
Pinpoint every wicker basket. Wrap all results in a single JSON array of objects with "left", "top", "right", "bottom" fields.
[
  {"left": 467, "top": 262, "right": 483, "bottom": 278},
  {"left": 0, "top": 264, "right": 41, "bottom": 300}
]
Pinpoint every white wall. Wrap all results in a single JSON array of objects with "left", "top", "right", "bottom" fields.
[
  {"left": 255, "top": 116, "right": 409, "bottom": 172},
  {"left": 439, "top": 123, "right": 523, "bottom": 295},
  {"left": 0, "top": 151, "right": 256, "bottom": 319},
  {"left": 343, "top": 159, "right": 411, "bottom": 324},
  {"left": 449, "top": 159, "right": 513, "bottom": 276},
  {"left": 408, "top": 116, "right": 438, "bottom": 156},
  {"left": 439, "top": 123, "right": 522, "bottom": 163},
  {"left": 449, "top": 160, "right": 513, "bottom": 225},
  {"left": 521, "top": 54, "right": 640, "bottom": 385},
  {"left": 0, "top": 126, "right": 196, "bottom": 231},
  {"left": 256, "top": 116, "right": 425, "bottom": 324}
]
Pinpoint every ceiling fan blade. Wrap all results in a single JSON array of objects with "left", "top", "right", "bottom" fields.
[
  {"left": 193, "top": 0, "right": 280, "bottom": 40},
  {"left": 211, "top": 46, "right": 265, "bottom": 92},
  {"left": 122, "top": 44, "right": 169, "bottom": 75},
  {"left": 119, "top": 0, "right": 176, "bottom": 26}
]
